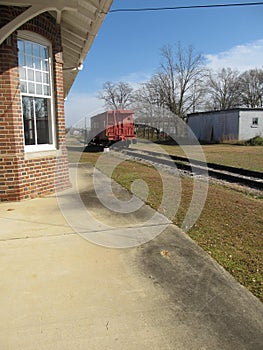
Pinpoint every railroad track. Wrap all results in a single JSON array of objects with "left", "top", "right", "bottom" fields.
[{"left": 121, "top": 148, "right": 263, "bottom": 190}]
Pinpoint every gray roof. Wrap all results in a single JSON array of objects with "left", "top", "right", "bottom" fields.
[{"left": 188, "top": 108, "right": 263, "bottom": 117}]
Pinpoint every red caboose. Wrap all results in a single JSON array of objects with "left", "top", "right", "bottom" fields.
[{"left": 89, "top": 110, "right": 136, "bottom": 148}]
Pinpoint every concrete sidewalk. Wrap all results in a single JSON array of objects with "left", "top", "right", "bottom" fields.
[{"left": 0, "top": 163, "right": 262, "bottom": 349}]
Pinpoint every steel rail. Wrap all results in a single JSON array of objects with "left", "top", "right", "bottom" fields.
[{"left": 122, "top": 148, "right": 263, "bottom": 190}]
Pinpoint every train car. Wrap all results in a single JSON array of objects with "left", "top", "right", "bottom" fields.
[{"left": 88, "top": 110, "right": 136, "bottom": 148}]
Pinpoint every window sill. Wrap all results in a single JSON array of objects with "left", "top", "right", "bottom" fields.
[{"left": 24, "top": 148, "right": 62, "bottom": 160}]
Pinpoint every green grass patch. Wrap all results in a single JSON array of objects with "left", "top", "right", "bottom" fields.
[{"left": 244, "top": 136, "right": 263, "bottom": 146}]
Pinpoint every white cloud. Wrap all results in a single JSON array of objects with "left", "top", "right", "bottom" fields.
[
  {"left": 64, "top": 92, "right": 104, "bottom": 127},
  {"left": 205, "top": 39, "right": 263, "bottom": 72},
  {"left": 117, "top": 71, "right": 150, "bottom": 88},
  {"left": 100, "top": 71, "right": 150, "bottom": 91}
]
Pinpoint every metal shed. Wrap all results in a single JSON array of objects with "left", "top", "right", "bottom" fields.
[{"left": 187, "top": 109, "right": 263, "bottom": 142}]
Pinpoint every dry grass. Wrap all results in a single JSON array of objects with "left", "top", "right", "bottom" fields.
[
  {"left": 188, "top": 183, "right": 263, "bottom": 300},
  {"left": 74, "top": 149, "right": 263, "bottom": 301},
  {"left": 133, "top": 141, "right": 263, "bottom": 171},
  {"left": 114, "top": 160, "right": 263, "bottom": 301}
]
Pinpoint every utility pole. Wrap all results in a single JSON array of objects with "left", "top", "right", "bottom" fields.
[{"left": 84, "top": 117, "right": 87, "bottom": 146}]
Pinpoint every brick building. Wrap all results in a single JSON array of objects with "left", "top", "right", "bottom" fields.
[{"left": 0, "top": 1, "right": 112, "bottom": 201}]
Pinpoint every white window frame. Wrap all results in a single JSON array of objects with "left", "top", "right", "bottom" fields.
[
  {"left": 18, "top": 30, "right": 56, "bottom": 152},
  {"left": 252, "top": 117, "right": 259, "bottom": 128}
]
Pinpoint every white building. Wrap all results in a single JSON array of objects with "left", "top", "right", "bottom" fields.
[{"left": 187, "top": 109, "right": 263, "bottom": 143}]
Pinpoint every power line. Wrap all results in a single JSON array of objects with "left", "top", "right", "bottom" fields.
[{"left": 108, "top": 2, "right": 263, "bottom": 13}]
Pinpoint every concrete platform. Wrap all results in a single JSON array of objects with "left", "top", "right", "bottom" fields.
[{"left": 0, "top": 163, "right": 262, "bottom": 349}]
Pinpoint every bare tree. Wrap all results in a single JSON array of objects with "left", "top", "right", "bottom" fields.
[
  {"left": 133, "top": 44, "right": 206, "bottom": 122},
  {"left": 157, "top": 43, "right": 207, "bottom": 119},
  {"left": 98, "top": 81, "right": 134, "bottom": 109},
  {"left": 206, "top": 67, "right": 240, "bottom": 110},
  {"left": 132, "top": 77, "right": 166, "bottom": 132},
  {"left": 238, "top": 69, "right": 263, "bottom": 107},
  {"left": 133, "top": 75, "right": 166, "bottom": 114}
]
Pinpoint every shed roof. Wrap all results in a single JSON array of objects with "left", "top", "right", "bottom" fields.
[
  {"left": 0, "top": 0, "right": 113, "bottom": 96},
  {"left": 188, "top": 108, "right": 263, "bottom": 118}
]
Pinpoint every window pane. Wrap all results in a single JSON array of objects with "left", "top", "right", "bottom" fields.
[
  {"left": 36, "top": 84, "right": 42, "bottom": 95},
  {"left": 43, "top": 59, "right": 49, "bottom": 72},
  {"left": 35, "top": 58, "right": 41, "bottom": 70},
  {"left": 33, "top": 43, "right": 39, "bottom": 58},
  {"left": 28, "top": 69, "right": 34, "bottom": 81},
  {"left": 19, "top": 67, "right": 26, "bottom": 80},
  {"left": 18, "top": 40, "right": 25, "bottom": 66},
  {"left": 35, "top": 98, "right": 51, "bottom": 144},
  {"left": 253, "top": 117, "right": 258, "bottom": 125},
  {"left": 18, "top": 53, "right": 25, "bottom": 66},
  {"left": 36, "top": 71, "right": 42, "bottom": 82},
  {"left": 43, "top": 72, "right": 49, "bottom": 84},
  {"left": 20, "top": 81, "right": 27, "bottom": 93},
  {"left": 43, "top": 85, "right": 50, "bottom": 96},
  {"left": 22, "top": 96, "right": 35, "bottom": 145},
  {"left": 40, "top": 46, "right": 48, "bottom": 59},
  {"left": 18, "top": 40, "right": 24, "bottom": 53},
  {"left": 25, "top": 41, "right": 32, "bottom": 56},
  {"left": 25, "top": 54, "right": 33, "bottom": 68},
  {"left": 28, "top": 82, "right": 35, "bottom": 94}
]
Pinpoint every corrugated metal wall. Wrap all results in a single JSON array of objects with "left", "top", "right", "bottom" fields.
[{"left": 188, "top": 110, "right": 239, "bottom": 142}]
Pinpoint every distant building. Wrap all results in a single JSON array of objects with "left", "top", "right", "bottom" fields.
[{"left": 187, "top": 109, "right": 263, "bottom": 143}]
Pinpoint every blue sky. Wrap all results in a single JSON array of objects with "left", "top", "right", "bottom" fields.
[{"left": 65, "top": 0, "right": 263, "bottom": 126}]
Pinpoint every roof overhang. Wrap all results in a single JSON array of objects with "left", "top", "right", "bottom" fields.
[{"left": 0, "top": 0, "right": 113, "bottom": 96}]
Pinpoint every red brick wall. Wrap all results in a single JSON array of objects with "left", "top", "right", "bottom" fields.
[{"left": 0, "top": 7, "right": 70, "bottom": 201}]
